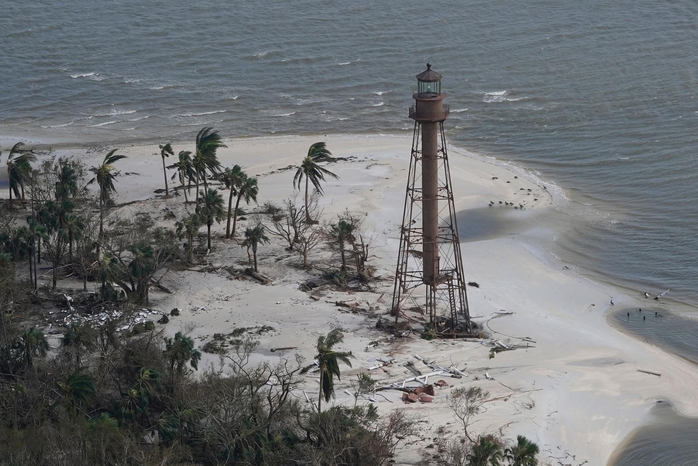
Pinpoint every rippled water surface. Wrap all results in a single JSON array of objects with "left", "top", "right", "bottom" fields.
[{"left": 610, "top": 402, "right": 698, "bottom": 466}]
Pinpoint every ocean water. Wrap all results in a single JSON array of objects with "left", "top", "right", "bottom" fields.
[{"left": 3, "top": 0, "right": 696, "bottom": 310}]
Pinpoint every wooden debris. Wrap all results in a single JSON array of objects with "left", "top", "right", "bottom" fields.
[
  {"left": 270, "top": 347, "right": 297, "bottom": 352},
  {"left": 637, "top": 369, "right": 661, "bottom": 377}
]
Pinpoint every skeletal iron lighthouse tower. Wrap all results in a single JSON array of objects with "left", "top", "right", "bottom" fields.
[{"left": 392, "top": 64, "right": 472, "bottom": 332}]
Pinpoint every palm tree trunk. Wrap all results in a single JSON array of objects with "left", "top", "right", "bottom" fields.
[
  {"left": 8, "top": 185, "right": 12, "bottom": 209},
  {"left": 162, "top": 157, "right": 169, "bottom": 196},
  {"left": 195, "top": 173, "right": 200, "bottom": 203},
  {"left": 181, "top": 174, "right": 189, "bottom": 203},
  {"left": 339, "top": 240, "right": 346, "bottom": 271},
  {"left": 69, "top": 230, "right": 73, "bottom": 263},
  {"left": 226, "top": 188, "right": 234, "bottom": 238},
  {"left": 253, "top": 244, "right": 258, "bottom": 272},
  {"left": 207, "top": 222, "right": 212, "bottom": 250},
  {"left": 98, "top": 198, "right": 104, "bottom": 256},
  {"left": 304, "top": 176, "right": 311, "bottom": 222},
  {"left": 231, "top": 192, "right": 243, "bottom": 238},
  {"left": 53, "top": 237, "right": 60, "bottom": 289},
  {"left": 318, "top": 364, "right": 324, "bottom": 412}
]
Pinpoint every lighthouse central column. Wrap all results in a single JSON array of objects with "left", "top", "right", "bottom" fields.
[{"left": 422, "top": 120, "right": 439, "bottom": 285}]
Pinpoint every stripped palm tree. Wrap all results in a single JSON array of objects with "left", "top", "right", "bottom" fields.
[
  {"left": 230, "top": 173, "right": 258, "bottom": 239},
  {"left": 217, "top": 165, "right": 245, "bottom": 238},
  {"left": 301, "top": 328, "right": 352, "bottom": 412},
  {"left": 241, "top": 223, "right": 269, "bottom": 272},
  {"left": 293, "top": 142, "right": 338, "bottom": 222},
  {"left": 159, "top": 143, "right": 175, "bottom": 196},
  {"left": 193, "top": 127, "right": 226, "bottom": 202},
  {"left": 168, "top": 150, "right": 196, "bottom": 203},
  {"left": 89, "top": 149, "right": 127, "bottom": 244},
  {"left": 175, "top": 213, "right": 201, "bottom": 264},
  {"left": 6, "top": 142, "right": 37, "bottom": 208}
]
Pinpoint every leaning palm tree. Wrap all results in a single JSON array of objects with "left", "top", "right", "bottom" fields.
[
  {"left": 57, "top": 369, "right": 96, "bottom": 414},
  {"left": 241, "top": 223, "right": 269, "bottom": 272},
  {"left": 230, "top": 174, "right": 258, "bottom": 239},
  {"left": 196, "top": 189, "right": 225, "bottom": 250},
  {"left": 505, "top": 436, "right": 539, "bottom": 466},
  {"left": 193, "top": 127, "right": 226, "bottom": 202},
  {"left": 301, "top": 328, "right": 352, "bottom": 412},
  {"left": 159, "top": 143, "right": 175, "bottom": 196},
  {"left": 7, "top": 142, "right": 37, "bottom": 208},
  {"left": 89, "top": 149, "right": 127, "bottom": 243},
  {"left": 168, "top": 150, "right": 196, "bottom": 203},
  {"left": 293, "top": 142, "right": 338, "bottom": 222},
  {"left": 468, "top": 435, "right": 504, "bottom": 466},
  {"left": 217, "top": 165, "right": 245, "bottom": 238}
]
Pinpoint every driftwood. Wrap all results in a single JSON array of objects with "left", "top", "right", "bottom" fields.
[
  {"left": 244, "top": 268, "right": 271, "bottom": 284},
  {"left": 150, "top": 279, "right": 172, "bottom": 294},
  {"left": 637, "top": 369, "right": 661, "bottom": 377}
]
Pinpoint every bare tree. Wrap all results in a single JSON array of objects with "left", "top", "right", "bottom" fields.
[{"left": 447, "top": 386, "right": 489, "bottom": 443}]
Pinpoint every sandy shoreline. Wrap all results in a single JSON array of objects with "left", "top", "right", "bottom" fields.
[{"left": 2, "top": 133, "right": 697, "bottom": 464}]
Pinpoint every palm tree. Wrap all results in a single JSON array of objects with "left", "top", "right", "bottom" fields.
[
  {"left": 241, "top": 223, "right": 269, "bottom": 272},
  {"left": 97, "top": 253, "right": 118, "bottom": 301},
  {"left": 301, "top": 328, "right": 352, "bottom": 412},
  {"left": 175, "top": 214, "right": 201, "bottom": 264},
  {"left": 329, "top": 217, "right": 355, "bottom": 273},
  {"left": 217, "top": 165, "right": 245, "bottom": 238},
  {"left": 19, "top": 327, "right": 49, "bottom": 367},
  {"left": 468, "top": 436, "right": 504, "bottom": 466},
  {"left": 230, "top": 174, "right": 258, "bottom": 239},
  {"left": 168, "top": 150, "right": 196, "bottom": 203},
  {"left": 57, "top": 369, "right": 95, "bottom": 414},
  {"left": 62, "top": 322, "right": 96, "bottom": 368},
  {"left": 175, "top": 213, "right": 202, "bottom": 264},
  {"left": 64, "top": 213, "right": 85, "bottom": 264},
  {"left": 6, "top": 142, "right": 37, "bottom": 208},
  {"left": 164, "top": 332, "right": 201, "bottom": 378},
  {"left": 505, "top": 436, "right": 539, "bottom": 466},
  {"left": 293, "top": 142, "right": 338, "bottom": 222},
  {"left": 196, "top": 189, "right": 225, "bottom": 250},
  {"left": 55, "top": 160, "right": 79, "bottom": 202},
  {"left": 159, "top": 143, "right": 175, "bottom": 197},
  {"left": 193, "top": 127, "right": 226, "bottom": 202},
  {"left": 89, "top": 149, "right": 127, "bottom": 243}
]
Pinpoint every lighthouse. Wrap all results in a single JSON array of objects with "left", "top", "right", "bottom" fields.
[{"left": 392, "top": 64, "right": 471, "bottom": 332}]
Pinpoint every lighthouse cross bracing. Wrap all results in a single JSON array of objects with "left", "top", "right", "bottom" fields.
[{"left": 391, "top": 64, "right": 472, "bottom": 333}]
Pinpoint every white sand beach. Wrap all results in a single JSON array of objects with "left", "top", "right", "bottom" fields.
[{"left": 7, "top": 134, "right": 698, "bottom": 465}]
